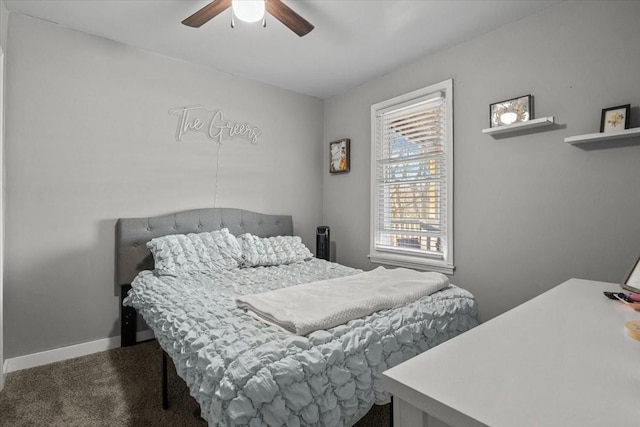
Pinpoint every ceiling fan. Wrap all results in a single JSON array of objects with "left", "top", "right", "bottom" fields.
[{"left": 182, "top": 0, "right": 314, "bottom": 37}]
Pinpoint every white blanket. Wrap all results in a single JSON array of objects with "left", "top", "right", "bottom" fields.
[{"left": 236, "top": 266, "right": 449, "bottom": 335}]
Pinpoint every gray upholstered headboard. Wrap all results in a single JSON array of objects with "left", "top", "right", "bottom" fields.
[{"left": 115, "top": 208, "right": 293, "bottom": 286}]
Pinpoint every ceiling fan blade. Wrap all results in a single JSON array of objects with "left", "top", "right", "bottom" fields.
[
  {"left": 182, "top": 0, "right": 232, "bottom": 28},
  {"left": 266, "top": 0, "right": 314, "bottom": 37}
]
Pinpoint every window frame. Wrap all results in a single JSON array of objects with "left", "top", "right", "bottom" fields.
[{"left": 369, "top": 79, "right": 454, "bottom": 274}]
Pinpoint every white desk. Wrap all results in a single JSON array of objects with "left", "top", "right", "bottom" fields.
[{"left": 382, "top": 279, "right": 640, "bottom": 427}]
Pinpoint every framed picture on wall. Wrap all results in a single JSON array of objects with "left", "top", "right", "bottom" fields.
[
  {"left": 622, "top": 254, "right": 640, "bottom": 293},
  {"left": 329, "top": 138, "right": 350, "bottom": 174},
  {"left": 489, "top": 94, "right": 533, "bottom": 128},
  {"left": 600, "top": 104, "right": 630, "bottom": 133}
]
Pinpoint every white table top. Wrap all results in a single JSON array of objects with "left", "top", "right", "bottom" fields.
[{"left": 382, "top": 278, "right": 640, "bottom": 427}]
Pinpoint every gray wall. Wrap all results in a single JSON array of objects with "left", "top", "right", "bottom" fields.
[
  {"left": 323, "top": 1, "right": 640, "bottom": 321},
  {"left": 0, "top": 1, "right": 7, "bottom": 48},
  {"left": 0, "top": 0, "right": 7, "bottom": 387},
  {"left": 4, "top": 14, "right": 324, "bottom": 358}
]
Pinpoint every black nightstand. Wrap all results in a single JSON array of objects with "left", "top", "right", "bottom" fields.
[{"left": 120, "top": 284, "right": 137, "bottom": 347}]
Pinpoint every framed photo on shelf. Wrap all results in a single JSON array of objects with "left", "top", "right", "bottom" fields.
[
  {"left": 489, "top": 94, "right": 533, "bottom": 128},
  {"left": 622, "top": 254, "right": 640, "bottom": 294},
  {"left": 600, "top": 104, "right": 630, "bottom": 133},
  {"left": 329, "top": 138, "right": 350, "bottom": 174}
]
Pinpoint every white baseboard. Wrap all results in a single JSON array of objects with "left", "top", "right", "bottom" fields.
[{"left": 3, "top": 330, "right": 155, "bottom": 374}]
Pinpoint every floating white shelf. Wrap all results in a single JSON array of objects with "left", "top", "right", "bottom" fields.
[
  {"left": 482, "top": 116, "right": 555, "bottom": 136},
  {"left": 564, "top": 127, "right": 640, "bottom": 144}
]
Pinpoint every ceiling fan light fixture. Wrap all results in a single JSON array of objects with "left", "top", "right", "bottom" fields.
[{"left": 232, "top": 0, "right": 265, "bottom": 23}]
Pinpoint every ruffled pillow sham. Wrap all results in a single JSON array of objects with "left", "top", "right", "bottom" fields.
[
  {"left": 237, "top": 234, "right": 313, "bottom": 267},
  {"left": 147, "top": 228, "right": 242, "bottom": 275}
]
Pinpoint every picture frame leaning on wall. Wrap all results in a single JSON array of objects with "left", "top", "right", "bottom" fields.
[
  {"left": 622, "top": 254, "right": 640, "bottom": 293},
  {"left": 600, "top": 104, "right": 630, "bottom": 133}
]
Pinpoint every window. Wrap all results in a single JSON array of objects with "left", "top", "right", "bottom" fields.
[{"left": 369, "top": 79, "right": 454, "bottom": 274}]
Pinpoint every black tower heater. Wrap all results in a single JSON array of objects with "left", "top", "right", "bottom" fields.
[{"left": 316, "top": 226, "right": 330, "bottom": 261}]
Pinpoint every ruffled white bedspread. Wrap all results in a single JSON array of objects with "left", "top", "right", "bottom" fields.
[{"left": 123, "top": 259, "right": 479, "bottom": 426}]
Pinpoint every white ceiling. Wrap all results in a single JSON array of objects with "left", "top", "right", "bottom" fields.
[{"left": 4, "top": 0, "right": 562, "bottom": 99}]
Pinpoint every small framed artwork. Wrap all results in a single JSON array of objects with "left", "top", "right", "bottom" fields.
[
  {"left": 623, "top": 254, "right": 640, "bottom": 294},
  {"left": 489, "top": 94, "right": 533, "bottom": 128},
  {"left": 329, "top": 138, "right": 350, "bottom": 174},
  {"left": 600, "top": 104, "right": 630, "bottom": 133}
]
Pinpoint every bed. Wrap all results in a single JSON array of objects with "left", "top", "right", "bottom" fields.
[{"left": 117, "top": 208, "right": 479, "bottom": 426}]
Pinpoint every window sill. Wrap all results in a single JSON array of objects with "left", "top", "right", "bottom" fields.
[{"left": 368, "top": 253, "right": 455, "bottom": 275}]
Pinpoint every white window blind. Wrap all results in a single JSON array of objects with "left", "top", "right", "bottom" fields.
[{"left": 370, "top": 80, "right": 453, "bottom": 273}]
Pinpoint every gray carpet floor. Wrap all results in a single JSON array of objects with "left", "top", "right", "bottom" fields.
[{"left": 0, "top": 340, "right": 390, "bottom": 426}]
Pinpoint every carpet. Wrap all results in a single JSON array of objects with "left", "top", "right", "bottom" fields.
[{"left": 0, "top": 340, "right": 390, "bottom": 426}]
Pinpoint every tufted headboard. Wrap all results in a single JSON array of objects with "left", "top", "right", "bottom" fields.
[{"left": 115, "top": 207, "right": 293, "bottom": 286}]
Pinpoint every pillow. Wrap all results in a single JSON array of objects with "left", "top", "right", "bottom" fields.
[
  {"left": 237, "top": 234, "right": 313, "bottom": 267},
  {"left": 147, "top": 228, "right": 242, "bottom": 275}
]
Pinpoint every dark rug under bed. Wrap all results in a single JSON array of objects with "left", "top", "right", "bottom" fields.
[{"left": 0, "top": 340, "right": 390, "bottom": 426}]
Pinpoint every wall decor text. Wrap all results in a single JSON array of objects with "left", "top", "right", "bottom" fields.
[{"left": 169, "top": 105, "right": 262, "bottom": 144}]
